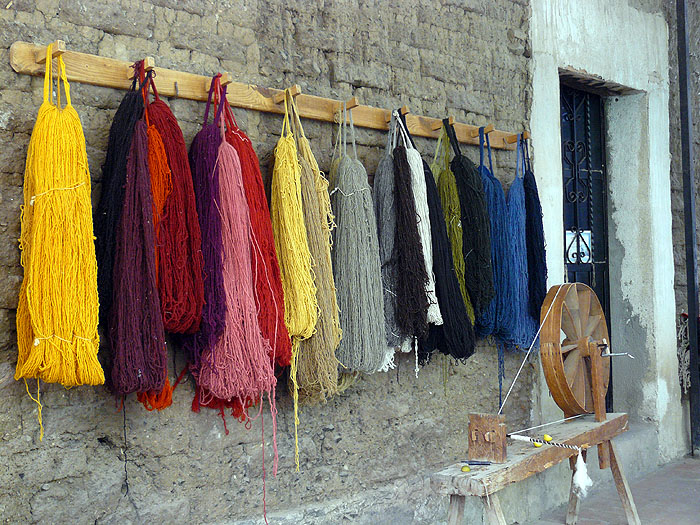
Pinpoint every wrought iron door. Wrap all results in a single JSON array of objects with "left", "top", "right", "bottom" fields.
[{"left": 560, "top": 84, "right": 612, "bottom": 409}]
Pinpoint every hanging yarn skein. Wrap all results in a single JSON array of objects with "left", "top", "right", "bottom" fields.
[
  {"left": 444, "top": 123, "right": 494, "bottom": 318},
  {"left": 392, "top": 115, "right": 430, "bottom": 344},
  {"left": 288, "top": 94, "right": 341, "bottom": 403},
  {"left": 95, "top": 72, "right": 144, "bottom": 327},
  {"left": 16, "top": 45, "right": 104, "bottom": 393},
  {"left": 522, "top": 140, "right": 548, "bottom": 320},
  {"left": 395, "top": 115, "right": 442, "bottom": 330},
  {"left": 330, "top": 105, "right": 386, "bottom": 374},
  {"left": 474, "top": 127, "right": 516, "bottom": 341},
  {"left": 430, "top": 125, "right": 475, "bottom": 323},
  {"left": 110, "top": 116, "right": 167, "bottom": 396},
  {"left": 397, "top": 116, "right": 475, "bottom": 363},
  {"left": 270, "top": 91, "right": 317, "bottom": 470},
  {"left": 143, "top": 74, "right": 205, "bottom": 335},
  {"left": 221, "top": 91, "right": 291, "bottom": 369},
  {"left": 195, "top": 85, "right": 277, "bottom": 410},
  {"left": 372, "top": 115, "right": 404, "bottom": 369},
  {"left": 186, "top": 79, "right": 225, "bottom": 373},
  {"left": 136, "top": 71, "right": 176, "bottom": 411},
  {"left": 505, "top": 135, "right": 538, "bottom": 349}
]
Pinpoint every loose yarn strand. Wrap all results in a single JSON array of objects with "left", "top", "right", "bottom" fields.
[{"left": 16, "top": 46, "right": 104, "bottom": 391}]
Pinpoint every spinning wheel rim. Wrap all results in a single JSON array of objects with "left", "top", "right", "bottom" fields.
[{"left": 540, "top": 283, "right": 610, "bottom": 416}]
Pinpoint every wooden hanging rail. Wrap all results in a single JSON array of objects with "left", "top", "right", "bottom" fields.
[{"left": 10, "top": 41, "right": 521, "bottom": 150}]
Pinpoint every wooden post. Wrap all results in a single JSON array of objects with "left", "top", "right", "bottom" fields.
[
  {"left": 447, "top": 494, "right": 466, "bottom": 525},
  {"left": 482, "top": 493, "right": 507, "bottom": 525},
  {"left": 609, "top": 440, "right": 641, "bottom": 525},
  {"left": 589, "top": 341, "right": 610, "bottom": 468}
]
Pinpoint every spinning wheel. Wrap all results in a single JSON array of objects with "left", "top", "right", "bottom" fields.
[{"left": 540, "top": 283, "right": 610, "bottom": 418}]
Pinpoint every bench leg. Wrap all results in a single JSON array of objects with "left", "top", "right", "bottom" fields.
[
  {"left": 608, "top": 440, "right": 641, "bottom": 525},
  {"left": 448, "top": 494, "right": 465, "bottom": 525},
  {"left": 482, "top": 493, "right": 507, "bottom": 525},
  {"left": 566, "top": 449, "right": 586, "bottom": 525}
]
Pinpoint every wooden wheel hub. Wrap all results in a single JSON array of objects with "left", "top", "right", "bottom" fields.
[{"left": 540, "top": 283, "right": 610, "bottom": 417}]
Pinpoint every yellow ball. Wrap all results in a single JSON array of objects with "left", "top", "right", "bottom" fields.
[
  {"left": 534, "top": 442, "right": 543, "bottom": 448},
  {"left": 543, "top": 434, "right": 553, "bottom": 442},
  {"left": 461, "top": 465, "right": 471, "bottom": 472}
]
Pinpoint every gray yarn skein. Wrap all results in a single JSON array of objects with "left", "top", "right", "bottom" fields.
[
  {"left": 330, "top": 107, "right": 387, "bottom": 373},
  {"left": 373, "top": 115, "right": 405, "bottom": 368}
]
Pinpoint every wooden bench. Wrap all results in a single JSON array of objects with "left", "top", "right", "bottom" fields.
[{"left": 430, "top": 413, "right": 640, "bottom": 525}]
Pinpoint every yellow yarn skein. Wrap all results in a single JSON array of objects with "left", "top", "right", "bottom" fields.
[
  {"left": 431, "top": 128, "right": 475, "bottom": 322},
  {"left": 16, "top": 46, "right": 104, "bottom": 393},
  {"left": 270, "top": 92, "right": 318, "bottom": 470},
  {"left": 289, "top": 95, "right": 342, "bottom": 404}
]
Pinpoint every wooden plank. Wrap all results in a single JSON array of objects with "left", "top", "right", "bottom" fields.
[
  {"left": 9, "top": 41, "right": 518, "bottom": 149},
  {"left": 608, "top": 440, "right": 641, "bottom": 525},
  {"left": 588, "top": 342, "right": 610, "bottom": 468},
  {"left": 430, "top": 413, "right": 629, "bottom": 497},
  {"left": 468, "top": 413, "right": 507, "bottom": 463},
  {"left": 447, "top": 495, "right": 466, "bottom": 525},
  {"left": 483, "top": 494, "right": 507, "bottom": 525}
]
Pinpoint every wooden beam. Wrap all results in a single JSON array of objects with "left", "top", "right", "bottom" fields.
[
  {"left": 35, "top": 40, "right": 65, "bottom": 64},
  {"left": 9, "top": 41, "right": 517, "bottom": 150}
]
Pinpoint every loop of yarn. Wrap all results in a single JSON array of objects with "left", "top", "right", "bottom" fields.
[
  {"left": 288, "top": 95, "right": 342, "bottom": 403},
  {"left": 270, "top": 91, "right": 318, "bottom": 470},
  {"left": 504, "top": 136, "right": 538, "bottom": 348},
  {"left": 522, "top": 141, "right": 548, "bottom": 320},
  {"left": 392, "top": 144, "right": 430, "bottom": 343},
  {"left": 431, "top": 126, "right": 476, "bottom": 322},
  {"left": 16, "top": 47, "right": 104, "bottom": 388},
  {"left": 372, "top": 115, "right": 403, "bottom": 369},
  {"left": 222, "top": 98, "right": 291, "bottom": 369},
  {"left": 444, "top": 123, "right": 494, "bottom": 318},
  {"left": 186, "top": 108, "right": 224, "bottom": 372},
  {"left": 330, "top": 107, "right": 386, "bottom": 373},
  {"left": 109, "top": 119, "right": 167, "bottom": 395},
  {"left": 95, "top": 84, "right": 143, "bottom": 326},
  {"left": 474, "top": 130, "right": 517, "bottom": 341},
  {"left": 144, "top": 77, "right": 205, "bottom": 335},
  {"left": 395, "top": 115, "right": 442, "bottom": 328}
]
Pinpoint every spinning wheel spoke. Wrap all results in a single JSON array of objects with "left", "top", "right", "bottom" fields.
[
  {"left": 572, "top": 364, "right": 586, "bottom": 404},
  {"left": 561, "top": 303, "right": 579, "bottom": 339},
  {"left": 563, "top": 348, "right": 581, "bottom": 385},
  {"left": 577, "top": 286, "right": 591, "bottom": 335},
  {"left": 561, "top": 343, "right": 578, "bottom": 354},
  {"left": 564, "top": 290, "right": 583, "bottom": 337},
  {"left": 585, "top": 314, "right": 602, "bottom": 337}
]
